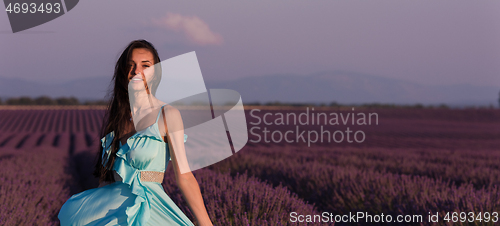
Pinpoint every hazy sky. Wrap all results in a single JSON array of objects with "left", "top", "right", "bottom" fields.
[{"left": 1, "top": 0, "right": 499, "bottom": 87}]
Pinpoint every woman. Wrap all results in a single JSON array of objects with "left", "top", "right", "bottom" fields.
[{"left": 58, "top": 40, "right": 213, "bottom": 226}]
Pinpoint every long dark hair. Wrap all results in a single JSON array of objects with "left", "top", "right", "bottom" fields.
[{"left": 93, "top": 39, "right": 161, "bottom": 183}]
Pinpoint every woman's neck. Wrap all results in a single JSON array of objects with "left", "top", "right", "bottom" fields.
[{"left": 129, "top": 91, "right": 155, "bottom": 115}]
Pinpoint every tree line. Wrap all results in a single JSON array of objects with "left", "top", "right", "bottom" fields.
[
  {"left": 0, "top": 94, "right": 499, "bottom": 108},
  {"left": 0, "top": 96, "right": 107, "bottom": 105}
]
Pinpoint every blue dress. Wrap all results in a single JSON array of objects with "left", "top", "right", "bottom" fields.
[{"left": 58, "top": 106, "right": 194, "bottom": 226}]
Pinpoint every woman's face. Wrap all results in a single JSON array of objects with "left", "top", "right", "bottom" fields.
[{"left": 127, "top": 48, "right": 156, "bottom": 92}]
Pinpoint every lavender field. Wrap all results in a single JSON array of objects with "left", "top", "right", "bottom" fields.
[{"left": 0, "top": 106, "right": 499, "bottom": 225}]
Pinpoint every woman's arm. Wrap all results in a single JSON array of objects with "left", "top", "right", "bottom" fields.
[
  {"left": 170, "top": 149, "right": 212, "bottom": 226},
  {"left": 162, "top": 106, "right": 213, "bottom": 226}
]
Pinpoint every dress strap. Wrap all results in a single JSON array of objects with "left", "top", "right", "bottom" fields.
[
  {"left": 155, "top": 104, "right": 169, "bottom": 143},
  {"left": 161, "top": 105, "right": 170, "bottom": 143},
  {"left": 155, "top": 104, "right": 168, "bottom": 124}
]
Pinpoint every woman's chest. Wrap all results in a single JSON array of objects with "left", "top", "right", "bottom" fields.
[{"left": 125, "top": 137, "right": 167, "bottom": 170}]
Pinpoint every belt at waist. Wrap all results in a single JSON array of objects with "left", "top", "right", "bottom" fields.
[{"left": 140, "top": 171, "right": 164, "bottom": 183}]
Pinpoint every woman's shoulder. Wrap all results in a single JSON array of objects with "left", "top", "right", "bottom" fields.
[
  {"left": 152, "top": 97, "right": 177, "bottom": 110},
  {"left": 155, "top": 102, "right": 181, "bottom": 128},
  {"left": 163, "top": 104, "right": 180, "bottom": 114},
  {"left": 157, "top": 102, "right": 181, "bottom": 119},
  {"left": 157, "top": 104, "right": 184, "bottom": 139}
]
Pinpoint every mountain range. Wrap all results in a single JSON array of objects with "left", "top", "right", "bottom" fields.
[
  {"left": 1, "top": 71, "right": 498, "bottom": 106},
  {"left": 208, "top": 71, "right": 499, "bottom": 106}
]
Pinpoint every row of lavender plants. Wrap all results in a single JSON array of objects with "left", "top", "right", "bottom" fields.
[
  {"left": 0, "top": 109, "right": 104, "bottom": 133},
  {"left": 0, "top": 147, "right": 78, "bottom": 225},
  {"left": 224, "top": 146, "right": 500, "bottom": 189},
  {"left": 162, "top": 166, "right": 319, "bottom": 226},
  {"left": 210, "top": 146, "right": 500, "bottom": 226},
  {"left": 1, "top": 145, "right": 321, "bottom": 225},
  {"left": 245, "top": 108, "right": 500, "bottom": 150},
  {"left": 1, "top": 108, "right": 499, "bottom": 225}
]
